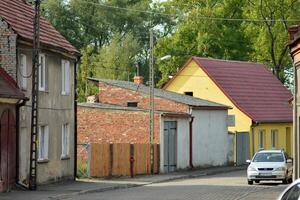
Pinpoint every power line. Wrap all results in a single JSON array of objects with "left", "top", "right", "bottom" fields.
[{"left": 78, "top": 0, "right": 300, "bottom": 23}]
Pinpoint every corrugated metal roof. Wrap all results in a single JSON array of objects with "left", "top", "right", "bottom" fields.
[
  {"left": 192, "top": 57, "right": 293, "bottom": 123},
  {"left": 0, "top": 67, "right": 25, "bottom": 99},
  {"left": 0, "top": 0, "right": 79, "bottom": 55},
  {"left": 88, "top": 78, "right": 230, "bottom": 109}
]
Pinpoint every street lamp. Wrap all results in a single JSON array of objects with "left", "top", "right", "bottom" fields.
[{"left": 149, "top": 29, "right": 171, "bottom": 174}]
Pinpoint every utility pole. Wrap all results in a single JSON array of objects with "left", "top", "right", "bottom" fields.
[
  {"left": 149, "top": 30, "right": 155, "bottom": 174},
  {"left": 29, "top": 0, "right": 41, "bottom": 190}
]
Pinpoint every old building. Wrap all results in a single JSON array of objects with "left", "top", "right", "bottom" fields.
[
  {"left": 78, "top": 77, "right": 231, "bottom": 173},
  {"left": 0, "top": 67, "right": 27, "bottom": 192},
  {"left": 163, "top": 57, "right": 293, "bottom": 165},
  {"left": 0, "top": 0, "right": 79, "bottom": 186},
  {"left": 288, "top": 25, "right": 300, "bottom": 179}
]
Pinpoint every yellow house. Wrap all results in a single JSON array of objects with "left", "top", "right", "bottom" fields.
[{"left": 164, "top": 57, "right": 293, "bottom": 164}]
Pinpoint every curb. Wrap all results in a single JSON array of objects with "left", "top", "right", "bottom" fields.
[{"left": 49, "top": 167, "right": 246, "bottom": 200}]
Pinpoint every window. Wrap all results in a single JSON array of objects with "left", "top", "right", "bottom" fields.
[
  {"left": 282, "top": 183, "right": 300, "bottom": 200},
  {"left": 19, "top": 54, "right": 27, "bottom": 90},
  {"left": 227, "top": 115, "right": 235, "bottom": 127},
  {"left": 271, "top": 129, "right": 278, "bottom": 148},
  {"left": 38, "top": 125, "right": 49, "bottom": 161},
  {"left": 61, "top": 59, "right": 70, "bottom": 95},
  {"left": 61, "top": 123, "right": 70, "bottom": 158},
  {"left": 39, "top": 54, "right": 46, "bottom": 91},
  {"left": 127, "top": 102, "right": 138, "bottom": 107},
  {"left": 184, "top": 91, "right": 193, "bottom": 96},
  {"left": 259, "top": 130, "right": 265, "bottom": 149}
]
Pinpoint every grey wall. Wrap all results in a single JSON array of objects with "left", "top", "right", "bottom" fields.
[{"left": 17, "top": 43, "right": 75, "bottom": 184}]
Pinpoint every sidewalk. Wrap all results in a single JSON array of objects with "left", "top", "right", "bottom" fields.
[{"left": 0, "top": 165, "right": 246, "bottom": 200}]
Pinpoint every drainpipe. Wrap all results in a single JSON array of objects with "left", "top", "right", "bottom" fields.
[
  {"left": 189, "top": 116, "right": 194, "bottom": 169},
  {"left": 16, "top": 98, "right": 28, "bottom": 189},
  {"left": 293, "top": 60, "right": 298, "bottom": 180},
  {"left": 74, "top": 58, "right": 79, "bottom": 179}
]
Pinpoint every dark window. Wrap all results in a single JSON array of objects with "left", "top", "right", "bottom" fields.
[
  {"left": 127, "top": 102, "right": 138, "bottom": 107},
  {"left": 184, "top": 92, "right": 193, "bottom": 96}
]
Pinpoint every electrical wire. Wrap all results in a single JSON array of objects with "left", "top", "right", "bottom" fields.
[{"left": 78, "top": 0, "right": 300, "bottom": 23}]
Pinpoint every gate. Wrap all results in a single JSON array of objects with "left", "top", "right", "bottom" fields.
[
  {"left": 236, "top": 132, "right": 249, "bottom": 165},
  {"left": 163, "top": 121, "right": 177, "bottom": 173},
  {"left": 0, "top": 109, "right": 16, "bottom": 192}
]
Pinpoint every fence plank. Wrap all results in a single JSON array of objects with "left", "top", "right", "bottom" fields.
[
  {"left": 134, "top": 144, "right": 150, "bottom": 175},
  {"left": 112, "top": 143, "right": 131, "bottom": 176},
  {"left": 90, "top": 143, "right": 110, "bottom": 177}
]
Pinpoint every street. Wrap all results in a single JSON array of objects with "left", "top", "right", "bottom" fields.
[{"left": 70, "top": 170, "right": 287, "bottom": 200}]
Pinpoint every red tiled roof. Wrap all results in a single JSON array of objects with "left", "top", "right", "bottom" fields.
[
  {"left": 0, "top": 67, "right": 25, "bottom": 99},
  {"left": 192, "top": 57, "right": 292, "bottom": 123},
  {"left": 0, "top": 0, "right": 79, "bottom": 55}
]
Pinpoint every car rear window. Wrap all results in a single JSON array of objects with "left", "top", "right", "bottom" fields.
[{"left": 253, "top": 152, "right": 284, "bottom": 162}]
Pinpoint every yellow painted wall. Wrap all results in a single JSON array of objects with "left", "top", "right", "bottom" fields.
[
  {"left": 165, "top": 60, "right": 293, "bottom": 158},
  {"left": 165, "top": 60, "right": 252, "bottom": 133},
  {"left": 253, "top": 123, "right": 293, "bottom": 157}
]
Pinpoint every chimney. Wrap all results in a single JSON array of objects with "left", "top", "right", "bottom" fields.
[{"left": 133, "top": 76, "right": 144, "bottom": 85}]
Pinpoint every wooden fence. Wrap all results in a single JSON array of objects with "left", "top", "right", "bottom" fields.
[{"left": 89, "top": 143, "right": 160, "bottom": 177}]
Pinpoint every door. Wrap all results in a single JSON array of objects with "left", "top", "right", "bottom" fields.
[
  {"left": 236, "top": 132, "right": 249, "bottom": 165},
  {"left": 0, "top": 109, "right": 16, "bottom": 192},
  {"left": 163, "top": 121, "right": 177, "bottom": 173}
]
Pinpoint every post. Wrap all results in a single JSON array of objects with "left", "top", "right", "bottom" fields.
[
  {"left": 293, "top": 61, "right": 298, "bottom": 180},
  {"left": 149, "top": 30, "right": 155, "bottom": 174}
]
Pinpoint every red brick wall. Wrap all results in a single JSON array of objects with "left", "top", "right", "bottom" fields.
[
  {"left": 98, "top": 82, "right": 188, "bottom": 113},
  {"left": 77, "top": 106, "right": 161, "bottom": 144}
]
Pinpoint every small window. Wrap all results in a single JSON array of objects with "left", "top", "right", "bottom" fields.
[
  {"left": 271, "top": 129, "right": 278, "bottom": 148},
  {"left": 19, "top": 54, "right": 27, "bottom": 90},
  {"left": 259, "top": 130, "right": 265, "bottom": 149},
  {"left": 61, "top": 123, "right": 70, "bottom": 158},
  {"left": 39, "top": 54, "right": 46, "bottom": 91},
  {"left": 227, "top": 115, "right": 235, "bottom": 127},
  {"left": 61, "top": 59, "right": 70, "bottom": 95},
  {"left": 184, "top": 92, "right": 193, "bottom": 96},
  {"left": 38, "top": 125, "right": 49, "bottom": 161},
  {"left": 127, "top": 102, "right": 138, "bottom": 107}
]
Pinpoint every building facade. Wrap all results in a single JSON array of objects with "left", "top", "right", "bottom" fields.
[
  {"left": 288, "top": 25, "right": 300, "bottom": 179},
  {"left": 164, "top": 57, "right": 293, "bottom": 164},
  {"left": 0, "top": 0, "right": 79, "bottom": 186},
  {"left": 78, "top": 77, "right": 231, "bottom": 172}
]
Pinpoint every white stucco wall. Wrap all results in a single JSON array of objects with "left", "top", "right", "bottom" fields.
[
  {"left": 192, "top": 109, "right": 228, "bottom": 167},
  {"left": 160, "top": 116, "right": 190, "bottom": 173}
]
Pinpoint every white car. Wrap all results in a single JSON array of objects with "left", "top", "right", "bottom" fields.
[
  {"left": 247, "top": 149, "right": 293, "bottom": 185},
  {"left": 277, "top": 179, "right": 300, "bottom": 200}
]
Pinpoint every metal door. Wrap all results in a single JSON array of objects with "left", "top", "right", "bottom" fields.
[
  {"left": 163, "top": 121, "right": 177, "bottom": 173},
  {"left": 0, "top": 110, "right": 16, "bottom": 192},
  {"left": 236, "top": 132, "right": 249, "bottom": 165}
]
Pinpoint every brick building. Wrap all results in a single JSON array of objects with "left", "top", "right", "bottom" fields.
[{"left": 78, "top": 77, "right": 232, "bottom": 172}]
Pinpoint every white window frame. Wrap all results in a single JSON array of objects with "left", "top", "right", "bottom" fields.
[
  {"left": 61, "top": 123, "right": 70, "bottom": 158},
  {"left": 259, "top": 129, "right": 265, "bottom": 149},
  {"left": 19, "top": 54, "right": 27, "bottom": 90},
  {"left": 38, "top": 125, "right": 49, "bottom": 161},
  {"left": 39, "top": 54, "right": 46, "bottom": 91},
  {"left": 61, "top": 59, "right": 70, "bottom": 95},
  {"left": 271, "top": 129, "right": 278, "bottom": 148}
]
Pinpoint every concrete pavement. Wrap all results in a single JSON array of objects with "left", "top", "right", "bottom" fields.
[{"left": 0, "top": 166, "right": 246, "bottom": 200}]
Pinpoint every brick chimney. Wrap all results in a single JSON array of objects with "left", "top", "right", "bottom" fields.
[{"left": 133, "top": 76, "right": 144, "bottom": 85}]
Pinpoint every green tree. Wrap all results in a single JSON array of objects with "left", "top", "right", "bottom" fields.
[
  {"left": 94, "top": 33, "right": 140, "bottom": 80},
  {"left": 242, "top": 0, "right": 300, "bottom": 83},
  {"left": 155, "top": 0, "right": 252, "bottom": 87}
]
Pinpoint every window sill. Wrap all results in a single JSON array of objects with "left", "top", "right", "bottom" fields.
[
  {"left": 61, "top": 155, "right": 70, "bottom": 160},
  {"left": 61, "top": 93, "right": 70, "bottom": 96},
  {"left": 37, "top": 159, "right": 49, "bottom": 164}
]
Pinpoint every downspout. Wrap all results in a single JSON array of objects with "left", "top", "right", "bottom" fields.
[
  {"left": 74, "top": 58, "right": 79, "bottom": 179},
  {"left": 189, "top": 116, "right": 194, "bottom": 169},
  {"left": 293, "top": 59, "right": 298, "bottom": 180},
  {"left": 16, "top": 98, "right": 28, "bottom": 189}
]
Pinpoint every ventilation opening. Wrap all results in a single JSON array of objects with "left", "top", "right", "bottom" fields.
[
  {"left": 127, "top": 102, "right": 138, "bottom": 107},
  {"left": 184, "top": 92, "right": 193, "bottom": 96}
]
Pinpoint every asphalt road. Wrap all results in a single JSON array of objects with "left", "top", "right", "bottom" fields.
[{"left": 70, "top": 170, "right": 288, "bottom": 200}]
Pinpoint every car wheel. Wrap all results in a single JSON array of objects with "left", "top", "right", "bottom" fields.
[
  {"left": 248, "top": 180, "right": 253, "bottom": 185},
  {"left": 255, "top": 180, "right": 260, "bottom": 183},
  {"left": 288, "top": 177, "right": 293, "bottom": 183},
  {"left": 282, "top": 179, "right": 288, "bottom": 184}
]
